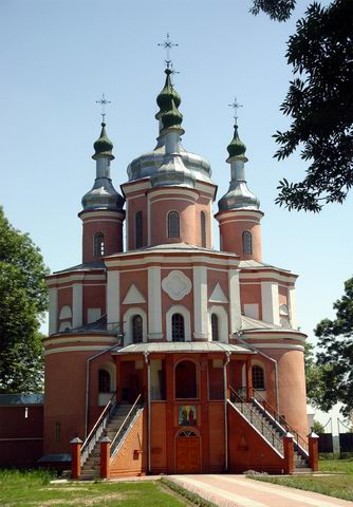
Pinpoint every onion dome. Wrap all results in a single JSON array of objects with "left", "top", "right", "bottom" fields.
[
  {"left": 93, "top": 122, "right": 114, "bottom": 160},
  {"left": 227, "top": 125, "right": 246, "bottom": 160},
  {"left": 218, "top": 124, "right": 260, "bottom": 211},
  {"left": 127, "top": 67, "right": 212, "bottom": 185},
  {"left": 161, "top": 97, "right": 183, "bottom": 130},
  {"left": 155, "top": 68, "right": 181, "bottom": 120},
  {"left": 82, "top": 122, "right": 124, "bottom": 211}
]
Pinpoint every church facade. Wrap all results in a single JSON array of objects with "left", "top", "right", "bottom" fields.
[{"left": 42, "top": 66, "right": 309, "bottom": 476}]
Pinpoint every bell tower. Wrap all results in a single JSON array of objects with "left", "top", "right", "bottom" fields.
[
  {"left": 216, "top": 109, "right": 263, "bottom": 261},
  {"left": 79, "top": 117, "right": 125, "bottom": 263}
]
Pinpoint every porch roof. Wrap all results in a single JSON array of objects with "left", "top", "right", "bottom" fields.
[{"left": 113, "top": 341, "right": 255, "bottom": 355}]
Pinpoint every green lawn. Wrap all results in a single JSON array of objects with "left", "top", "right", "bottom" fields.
[
  {"left": 0, "top": 470, "right": 189, "bottom": 507},
  {"left": 248, "top": 458, "right": 353, "bottom": 502}
]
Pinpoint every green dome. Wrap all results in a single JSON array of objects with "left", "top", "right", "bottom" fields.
[
  {"left": 93, "top": 122, "right": 114, "bottom": 159},
  {"left": 155, "top": 68, "right": 181, "bottom": 120},
  {"left": 227, "top": 125, "right": 246, "bottom": 159},
  {"left": 161, "top": 98, "right": 183, "bottom": 130}
]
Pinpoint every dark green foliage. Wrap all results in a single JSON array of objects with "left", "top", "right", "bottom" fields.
[
  {"left": 304, "top": 342, "right": 327, "bottom": 409},
  {"left": 250, "top": 0, "right": 296, "bottom": 21},
  {"left": 0, "top": 207, "right": 49, "bottom": 393},
  {"left": 315, "top": 277, "right": 353, "bottom": 418},
  {"left": 251, "top": 0, "right": 353, "bottom": 212}
]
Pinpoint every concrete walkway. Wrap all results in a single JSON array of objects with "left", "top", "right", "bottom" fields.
[{"left": 168, "top": 474, "right": 353, "bottom": 507}]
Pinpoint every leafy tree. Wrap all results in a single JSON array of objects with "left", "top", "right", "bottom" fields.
[
  {"left": 0, "top": 207, "right": 48, "bottom": 393},
  {"left": 251, "top": 0, "right": 353, "bottom": 212},
  {"left": 304, "top": 341, "right": 326, "bottom": 407},
  {"left": 311, "top": 419, "right": 325, "bottom": 434},
  {"left": 315, "top": 277, "right": 353, "bottom": 418}
]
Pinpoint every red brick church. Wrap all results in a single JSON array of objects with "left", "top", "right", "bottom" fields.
[{"left": 0, "top": 61, "right": 316, "bottom": 477}]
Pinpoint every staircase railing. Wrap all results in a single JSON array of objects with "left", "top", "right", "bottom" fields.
[
  {"left": 228, "top": 385, "right": 284, "bottom": 454},
  {"left": 110, "top": 394, "right": 142, "bottom": 458},
  {"left": 80, "top": 392, "right": 116, "bottom": 466},
  {"left": 252, "top": 389, "right": 308, "bottom": 456}
]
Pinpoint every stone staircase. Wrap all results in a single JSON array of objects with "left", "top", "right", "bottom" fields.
[
  {"left": 230, "top": 398, "right": 310, "bottom": 470},
  {"left": 80, "top": 403, "right": 133, "bottom": 480}
]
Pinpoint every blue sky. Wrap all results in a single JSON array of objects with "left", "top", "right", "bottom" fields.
[{"left": 1, "top": 0, "right": 351, "bottom": 354}]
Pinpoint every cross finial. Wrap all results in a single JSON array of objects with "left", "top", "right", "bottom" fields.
[
  {"left": 96, "top": 93, "right": 111, "bottom": 123},
  {"left": 158, "top": 33, "right": 179, "bottom": 69},
  {"left": 228, "top": 97, "right": 243, "bottom": 126}
]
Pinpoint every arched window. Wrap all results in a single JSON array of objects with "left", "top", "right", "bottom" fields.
[
  {"left": 252, "top": 365, "right": 265, "bottom": 390},
  {"left": 200, "top": 211, "right": 206, "bottom": 247},
  {"left": 242, "top": 230, "right": 253, "bottom": 255},
  {"left": 211, "top": 314, "right": 219, "bottom": 341},
  {"left": 172, "top": 313, "right": 185, "bottom": 342},
  {"left": 175, "top": 360, "right": 197, "bottom": 398},
  {"left": 94, "top": 232, "right": 105, "bottom": 257},
  {"left": 135, "top": 211, "right": 143, "bottom": 248},
  {"left": 167, "top": 211, "right": 180, "bottom": 238},
  {"left": 98, "top": 369, "right": 111, "bottom": 393},
  {"left": 132, "top": 315, "right": 143, "bottom": 343}
]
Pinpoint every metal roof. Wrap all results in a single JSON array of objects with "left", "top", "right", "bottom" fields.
[{"left": 114, "top": 341, "right": 254, "bottom": 355}]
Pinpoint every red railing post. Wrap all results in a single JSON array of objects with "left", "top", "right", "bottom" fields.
[
  {"left": 283, "top": 432, "right": 294, "bottom": 475},
  {"left": 308, "top": 431, "right": 319, "bottom": 471},
  {"left": 100, "top": 436, "right": 111, "bottom": 479},
  {"left": 70, "top": 437, "right": 83, "bottom": 480}
]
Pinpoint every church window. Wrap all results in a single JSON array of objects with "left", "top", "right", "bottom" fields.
[
  {"left": 211, "top": 313, "right": 219, "bottom": 341},
  {"left": 132, "top": 314, "right": 143, "bottom": 343},
  {"left": 175, "top": 360, "right": 197, "bottom": 398},
  {"left": 172, "top": 313, "right": 185, "bottom": 342},
  {"left": 167, "top": 211, "right": 180, "bottom": 238},
  {"left": 252, "top": 365, "right": 265, "bottom": 390},
  {"left": 242, "top": 230, "right": 252, "bottom": 255},
  {"left": 94, "top": 232, "right": 105, "bottom": 257},
  {"left": 201, "top": 211, "right": 206, "bottom": 247},
  {"left": 135, "top": 211, "right": 143, "bottom": 248},
  {"left": 98, "top": 369, "right": 111, "bottom": 393}
]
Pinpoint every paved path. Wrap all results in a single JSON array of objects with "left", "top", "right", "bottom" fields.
[{"left": 168, "top": 474, "right": 353, "bottom": 507}]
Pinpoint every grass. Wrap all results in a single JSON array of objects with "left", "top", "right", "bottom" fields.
[
  {"left": 0, "top": 470, "right": 191, "bottom": 507},
  {"left": 248, "top": 458, "right": 353, "bottom": 502}
]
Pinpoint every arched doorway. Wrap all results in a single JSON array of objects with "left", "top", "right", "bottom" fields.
[{"left": 175, "top": 430, "right": 201, "bottom": 473}]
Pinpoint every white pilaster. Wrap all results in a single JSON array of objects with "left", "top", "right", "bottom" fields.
[
  {"left": 193, "top": 266, "right": 208, "bottom": 339},
  {"left": 72, "top": 284, "right": 83, "bottom": 328},
  {"left": 48, "top": 287, "right": 58, "bottom": 335},
  {"left": 107, "top": 270, "right": 120, "bottom": 330},
  {"left": 261, "top": 281, "right": 280, "bottom": 325},
  {"left": 228, "top": 269, "right": 241, "bottom": 335},
  {"left": 288, "top": 286, "right": 298, "bottom": 329},
  {"left": 148, "top": 266, "right": 163, "bottom": 339}
]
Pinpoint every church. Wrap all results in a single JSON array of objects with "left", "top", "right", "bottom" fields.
[{"left": 0, "top": 49, "right": 316, "bottom": 477}]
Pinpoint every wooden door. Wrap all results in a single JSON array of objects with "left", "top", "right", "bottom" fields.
[{"left": 176, "top": 431, "right": 201, "bottom": 473}]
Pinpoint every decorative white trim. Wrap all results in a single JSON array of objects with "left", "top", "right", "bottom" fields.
[
  {"left": 288, "top": 287, "right": 297, "bottom": 329},
  {"left": 107, "top": 271, "right": 120, "bottom": 329},
  {"left": 72, "top": 284, "right": 83, "bottom": 328},
  {"left": 148, "top": 266, "right": 163, "bottom": 338},
  {"left": 209, "top": 282, "right": 228, "bottom": 303},
  {"left": 44, "top": 336, "right": 118, "bottom": 347},
  {"left": 162, "top": 270, "right": 192, "bottom": 301},
  {"left": 261, "top": 282, "right": 280, "bottom": 325},
  {"left": 252, "top": 343, "right": 305, "bottom": 351},
  {"left": 228, "top": 269, "right": 241, "bottom": 334},
  {"left": 209, "top": 305, "right": 228, "bottom": 342},
  {"left": 193, "top": 266, "right": 208, "bottom": 339},
  {"left": 59, "top": 305, "right": 72, "bottom": 319},
  {"left": 123, "top": 284, "right": 146, "bottom": 304},
  {"left": 166, "top": 305, "right": 191, "bottom": 342},
  {"left": 123, "top": 307, "right": 147, "bottom": 345},
  {"left": 48, "top": 287, "right": 58, "bottom": 335},
  {"left": 44, "top": 345, "right": 111, "bottom": 356}
]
